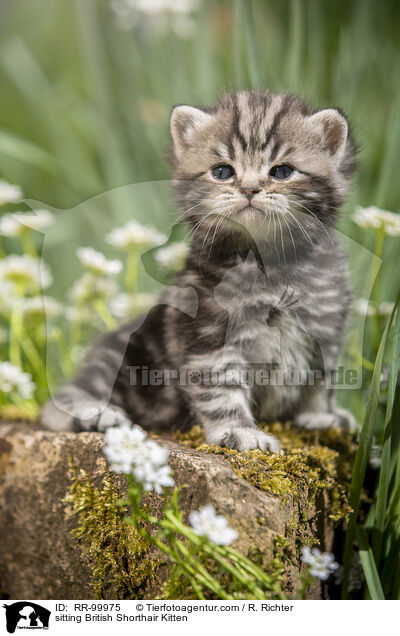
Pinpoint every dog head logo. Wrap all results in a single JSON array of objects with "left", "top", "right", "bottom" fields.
[{"left": 3, "top": 602, "right": 50, "bottom": 633}]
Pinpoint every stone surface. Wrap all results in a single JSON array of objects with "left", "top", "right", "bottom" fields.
[{"left": 0, "top": 421, "right": 328, "bottom": 600}]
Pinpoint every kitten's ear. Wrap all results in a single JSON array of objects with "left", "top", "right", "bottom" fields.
[
  {"left": 308, "top": 108, "right": 348, "bottom": 157},
  {"left": 170, "top": 106, "right": 212, "bottom": 158}
]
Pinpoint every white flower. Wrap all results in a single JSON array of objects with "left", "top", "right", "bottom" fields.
[
  {"left": 140, "top": 439, "right": 169, "bottom": 467},
  {"left": 353, "top": 298, "right": 376, "bottom": 317},
  {"left": 70, "top": 345, "right": 89, "bottom": 365},
  {"left": 133, "top": 462, "right": 175, "bottom": 494},
  {"left": 155, "top": 242, "right": 189, "bottom": 271},
  {"left": 0, "top": 280, "right": 14, "bottom": 315},
  {"left": 0, "top": 361, "right": 36, "bottom": 400},
  {"left": 69, "top": 273, "right": 118, "bottom": 305},
  {"left": 109, "top": 291, "right": 157, "bottom": 320},
  {"left": 353, "top": 298, "right": 395, "bottom": 318},
  {"left": 301, "top": 546, "right": 339, "bottom": 581},
  {"left": 369, "top": 443, "right": 382, "bottom": 470},
  {"left": 0, "top": 210, "right": 53, "bottom": 237},
  {"left": 189, "top": 504, "right": 238, "bottom": 546},
  {"left": 0, "top": 254, "right": 52, "bottom": 293},
  {"left": 23, "top": 209, "right": 54, "bottom": 231},
  {"left": 65, "top": 305, "right": 99, "bottom": 324},
  {"left": 0, "top": 180, "right": 22, "bottom": 206},
  {"left": 104, "top": 422, "right": 175, "bottom": 493},
  {"left": 111, "top": 0, "right": 199, "bottom": 38},
  {"left": 0, "top": 214, "right": 25, "bottom": 238},
  {"left": 378, "top": 301, "right": 395, "bottom": 316},
  {"left": 21, "top": 295, "right": 62, "bottom": 319},
  {"left": 0, "top": 295, "right": 62, "bottom": 319},
  {"left": 76, "top": 246, "right": 122, "bottom": 276},
  {"left": 107, "top": 220, "right": 167, "bottom": 251},
  {"left": 104, "top": 422, "right": 148, "bottom": 473},
  {"left": 352, "top": 206, "right": 400, "bottom": 236}
]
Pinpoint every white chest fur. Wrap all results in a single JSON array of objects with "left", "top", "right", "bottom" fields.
[
  {"left": 226, "top": 303, "right": 314, "bottom": 420},
  {"left": 214, "top": 258, "right": 316, "bottom": 420}
]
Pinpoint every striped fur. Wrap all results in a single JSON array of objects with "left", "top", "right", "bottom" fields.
[{"left": 41, "top": 91, "right": 357, "bottom": 451}]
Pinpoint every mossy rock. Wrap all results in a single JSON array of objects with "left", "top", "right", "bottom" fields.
[{"left": 0, "top": 420, "right": 356, "bottom": 599}]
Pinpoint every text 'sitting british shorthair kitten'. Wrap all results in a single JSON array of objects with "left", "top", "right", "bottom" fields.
[{"left": 41, "top": 91, "right": 357, "bottom": 451}]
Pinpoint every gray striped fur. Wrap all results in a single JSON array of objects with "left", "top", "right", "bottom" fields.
[{"left": 41, "top": 91, "right": 357, "bottom": 451}]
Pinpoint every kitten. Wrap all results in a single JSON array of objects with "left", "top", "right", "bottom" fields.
[{"left": 41, "top": 90, "right": 356, "bottom": 451}]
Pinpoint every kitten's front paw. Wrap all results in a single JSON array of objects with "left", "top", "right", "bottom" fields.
[
  {"left": 294, "top": 409, "right": 356, "bottom": 432},
  {"left": 75, "top": 404, "right": 131, "bottom": 432},
  {"left": 207, "top": 427, "right": 280, "bottom": 452}
]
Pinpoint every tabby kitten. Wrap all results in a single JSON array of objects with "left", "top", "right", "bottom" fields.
[{"left": 41, "top": 91, "right": 356, "bottom": 451}]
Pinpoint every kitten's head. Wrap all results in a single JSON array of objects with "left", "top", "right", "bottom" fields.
[{"left": 170, "top": 91, "right": 356, "bottom": 262}]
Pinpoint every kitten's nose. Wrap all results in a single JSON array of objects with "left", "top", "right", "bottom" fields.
[{"left": 240, "top": 186, "right": 261, "bottom": 198}]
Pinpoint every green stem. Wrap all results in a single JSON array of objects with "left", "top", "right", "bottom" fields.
[
  {"left": 371, "top": 224, "right": 386, "bottom": 350},
  {"left": 93, "top": 300, "right": 116, "bottom": 329},
  {"left": 55, "top": 328, "right": 75, "bottom": 377},
  {"left": 219, "top": 545, "right": 280, "bottom": 588},
  {"left": 126, "top": 481, "right": 233, "bottom": 599},
  {"left": 163, "top": 511, "right": 264, "bottom": 598},
  {"left": 125, "top": 249, "right": 139, "bottom": 294},
  {"left": 297, "top": 570, "right": 313, "bottom": 600},
  {"left": 69, "top": 318, "right": 82, "bottom": 349},
  {"left": 9, "top": 305, "right": 23, "bottom": 368},
  {"left": 20, "top": 231, "right": 38, "bottom": 257},
  {"left": 134, "top": 514, "right": 226, "bottom": 597},
  {"left": 172, "top": 536, "right": 231, "bottom": 599}
]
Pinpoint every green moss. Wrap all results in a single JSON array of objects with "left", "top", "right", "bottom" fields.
[
  {"left": 0, "top": 405, "right": 38, "bottom": 421},
  {"left": 64, "top": 460, "right": 161, "bottom": 599},
  {"left": 177, "top": 422, "right": 355, "bottom": 524},
  {"left": 65, "top": 461, "right": 286, "bottom": 600},
  {"left": 65, "top": 422, "right": 356, "bottom": 600},
  {"left": 176, "top": 421, "right": 356, "bottom": 581}
]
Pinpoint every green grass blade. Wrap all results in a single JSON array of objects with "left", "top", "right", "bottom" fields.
[
  {"left": 375, "top": 91, "right": 400, "bottom": 208},
  {"left": 285, "top": 0, "right": 304, "bottom": 93},
  {"left": 0, "top": 128, "right": 59, "bottom": 174},
  {"left": 387, "top": 387, "right": 400, "bottom": 517},
  {"left": 372, "top": 303, "right": 400, "bottom": 563},
  {"left": 342, "top": 294, "right": 400, "bottom": 597},
  {"left": 241, "top": 1, "right": 261, "bottom": 89},
  {"left": 356, "top": 528, "right": 385, "bottom": 599}
]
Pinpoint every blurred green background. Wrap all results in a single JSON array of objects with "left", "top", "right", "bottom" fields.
[
  {"left": 2, "top": 1, "right": 400, "bottom": 596},
  {"left": 0, "top": 0, "right": 399, "bottom": 331},
  {"left": 0, "top": 1, "right": 399, "bottom": 206}
]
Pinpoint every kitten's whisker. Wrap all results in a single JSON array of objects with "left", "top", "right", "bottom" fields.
[
  {"left": 207, "top": 209, "right": 231, "bottom": 260},
  {"left": 208, "top": 217, "right": 224, "bottom": 257},
  {"left": 184, "top": 208, "right": 219, "bottom": 241},
  {"left": 286, "top": 197, "right": 334, "bottom": 245},
  {"left": 270, "top": 210, "right": 280, "bottom": 263},
  {"left": 174, "top": 198, "right": 218, "bottom": 224},
  {"left": 273, "top": 210, "right": 278, "bottom": 257},
  {"left": 282, "top": 214, "right": 297, "bottom": 263},
  {"left": 200, "top": 213, "right": 222, "bottom": 259},
  {"left": 266, "top": 209, "right": 273, "bottom": 237},
  {"left": 272, "top": 196, "right": 313, "bottom": 242},
  {"left": 283, "top": 206, "right": 314, "bottom": 245},
  {"left": 174, "top": 202, "right": 204, "bottom": 224},
  {"left": 262, "top": 209, "right": 274, "bottom": 255},
  {"left": 276, "top": 212, "right": 287, "bottom": 264}
]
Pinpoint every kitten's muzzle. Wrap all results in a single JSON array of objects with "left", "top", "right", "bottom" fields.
[
  {"left": 237, "top": 204, "right": 265, "bottom": 217},
  {"left": 240, "top": 187, "right": 261, "bottom": 200}
]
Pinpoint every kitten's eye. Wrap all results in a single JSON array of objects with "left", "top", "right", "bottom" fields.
[
  {"left": 212, "top": 164, "right": 235, "bottom": 180},
  {"left": 269, "top": 165, "right": 293, "bottom": 180}
]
